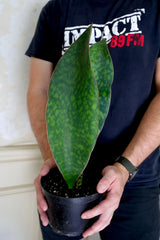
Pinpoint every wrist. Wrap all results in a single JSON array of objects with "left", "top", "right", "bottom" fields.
[
  {"left": 114, "top": 162, "right": 130, "bottom": 183},
  {"left": 115, "top": 156, "right": 138, "bottom": 181}
]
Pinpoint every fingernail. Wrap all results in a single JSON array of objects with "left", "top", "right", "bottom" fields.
[
  {"left": 81, "top": 214, "right": 87, "bottom": 219},
  {"left": 42, "top": 219, "right": 48, "bottom": 227},
  {"left": 99, "top": 183, "right": 106, "bottom": 191},
  {"left": 42, "top": 204, "right": 47, "bottom": 211},
  {"left": 43, "top": 207, "right": 47, "bottom": 211}
]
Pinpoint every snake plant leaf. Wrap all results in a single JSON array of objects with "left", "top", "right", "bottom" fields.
[
  {"left": 90, "top": 40, "right": 114, "bottom": 133},
  {"left": 46, "top": 25, "right": 100, "bottom": 189}
]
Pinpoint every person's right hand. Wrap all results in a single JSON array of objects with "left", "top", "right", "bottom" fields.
[{"left": 34, "top": 158, "right": 56, "bottom": 226}]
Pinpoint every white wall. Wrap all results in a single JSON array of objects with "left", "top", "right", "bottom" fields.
[
  {"left": 0, "top": 0, "right": 48, "bottom": 146},
  {"left": 0, "top": 1, "right": 47, "bottom": 239}
]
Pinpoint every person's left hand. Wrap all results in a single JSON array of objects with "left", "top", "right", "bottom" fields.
[{"left": 81, "top": 163, "right": 129, "bottom": 238}]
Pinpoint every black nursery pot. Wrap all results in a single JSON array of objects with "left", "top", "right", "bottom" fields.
[{"left": 41, "top": 168, "right": 101, "bottom": 237}]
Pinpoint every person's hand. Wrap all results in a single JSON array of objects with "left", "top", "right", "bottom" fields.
[
  {"left": 81, "top": 163, "right": 129, "bottom": 238},
  {"left": 34, "top": 158, "right": 56, "bottom": 226}
]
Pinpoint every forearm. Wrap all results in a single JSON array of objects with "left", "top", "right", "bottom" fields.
[
  {"left": 27, "top": 90, "right": 53, "bottom": 160},
  {"left": 122, "top": 92, "right": 160, "bottom": 167},
  {"left": 27, "top": 58, "right": 54, "bottom": 161}
]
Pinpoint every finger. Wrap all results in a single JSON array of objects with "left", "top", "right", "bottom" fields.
[
  {"left": 40, "top": 159, "right": 56, "bottom": 176},
  {"left": 83, "top": 212, "right": 113, "bottom": 238},
  {"left": 34, "top": 177, "right": 49, "bottom": 225},
  {"left": 81, "top": 198, "right": 110, "bottom": 219},
  {"left": 81, "top": 191, "right": 120, "bottom": 220},
  {"left": 39, "top": 207, "right": 49, "bottom": 226},
  {"left": 83, "top": 205, "right": 115, "bottom": 238},
  {"left": 34, "top": 176, "right": 48, "bottom": 211},
  {"left": 82, "top": 220, "right": 100, "bottom": 238}
]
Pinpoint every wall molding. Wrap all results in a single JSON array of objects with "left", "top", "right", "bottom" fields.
[
  {"left": 0, "top": 144, "right": 42, "bottom": 163},
  {"left": 0, "top": 144, "right": 43, "bottom": 190},
  {"left": 0, "top": 184, "right": 35, "bottom": 197}
]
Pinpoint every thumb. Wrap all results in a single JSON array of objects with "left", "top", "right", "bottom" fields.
[
  {"left": 97, "top": 177, "right": 111, "bottom": 194},
  {"left": 97, "top": 167, "right": 115, "bottom": 193}
]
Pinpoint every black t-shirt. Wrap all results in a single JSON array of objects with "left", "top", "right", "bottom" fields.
[{"left": 26, "top": 0, "right": 160, "bottom": 187}]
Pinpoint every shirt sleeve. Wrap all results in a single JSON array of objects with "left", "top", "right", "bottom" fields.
[{"left": 25, "top": 0, "right": 61, "bottom": 66}]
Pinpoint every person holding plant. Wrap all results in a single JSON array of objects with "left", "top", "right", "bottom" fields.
[{"left": 26, "top": 0, "right": 160, "bottom": 239}]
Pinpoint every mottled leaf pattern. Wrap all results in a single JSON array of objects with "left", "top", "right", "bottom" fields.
[
  {"left": 90, "top": 40, "right": 113, "bottom": 132},
  {"left": 46, "top": 26, "right": 99, "bottom": 189},
  {"left": 46, "top": 25, "right": 114, "bottom": 189}
]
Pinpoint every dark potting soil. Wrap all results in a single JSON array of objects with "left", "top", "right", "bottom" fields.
[{"left": 41, "top": 167, "right": 100, "bottom": 198}]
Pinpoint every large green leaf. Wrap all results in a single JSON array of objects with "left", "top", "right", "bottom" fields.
[
  {"left": 90, "top": 40, "right": 113, "bottom": 132},
  {"left": 46, "top": 25, "right": 114, "bottom": 189},
  {"left": 46, "top": 25, "right": 99, "bottom": 189}
]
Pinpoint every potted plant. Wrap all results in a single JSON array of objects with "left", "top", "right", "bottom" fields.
[{"left": 41, "top": 25, "right": 114, "bottom": 237}]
